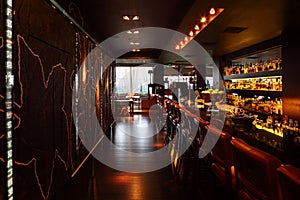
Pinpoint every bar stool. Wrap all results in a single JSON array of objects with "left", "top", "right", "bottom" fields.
[
  {"left": 277, "top": 164, "right": 300, "bottom": 200},
  {"left": 164, "top": 100, "right": 173, "bottom": 145},
  {"left": 231, "top": 138, "right": 281, "bottom": 200},
  {"left": 172, "top": 111, "right": 190, "bottom": 183},
  {"left": 210, "top": 129, "right": 235, "bottom": 198}
]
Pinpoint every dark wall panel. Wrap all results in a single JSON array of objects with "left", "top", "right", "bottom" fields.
[{"left": 13, "top": 0, "right": 76, "bottom": 199}]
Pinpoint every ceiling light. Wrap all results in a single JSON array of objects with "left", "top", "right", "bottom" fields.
[
  {"left": 122, "top": 15, "right": 130, "bottom": 20},
  {"left": 175, "top": 45, "right": 180, "bottom": 50},
  {"left": 130, "top": 42, "right": 140, "bottom": 45},
  {"left": 200, "top": 17, "right": 207, "bottom": 23},
  {"left": 132, "top": 15, "right": 140, "bottom": 21},
  {"left": 127, "top": 30, "right": 140, "bottom": 34},
  {"left": 132, "top": 49, "right": 141, "bottom": 52},
  {"left": 179, "top": 7, "right": 224, "bottom": 49},
  {"left": 184, "top": 37, "right": 189, "bottom": 42}
]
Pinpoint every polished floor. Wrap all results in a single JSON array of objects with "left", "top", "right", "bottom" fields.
[{"left": 55, "top": 114, "right": 225, "bottom": 200}]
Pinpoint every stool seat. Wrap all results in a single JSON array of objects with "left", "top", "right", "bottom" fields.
[{"left": 277, "top": 164, "right": 300, "bottom": 200}]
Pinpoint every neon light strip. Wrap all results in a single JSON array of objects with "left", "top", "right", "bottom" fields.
[
  {"left": 4, "top": 0, "right": 14, "bottom": 199},
  {"left": 74, "top": 32, "right": 80, "bottom": 165}
]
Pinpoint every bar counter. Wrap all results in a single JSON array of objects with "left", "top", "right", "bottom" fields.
[{"left": 167, "top": 99, "right": 300, "bottom": 168}]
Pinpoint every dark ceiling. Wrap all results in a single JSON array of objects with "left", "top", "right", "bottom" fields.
[{"left": 62, "top": 0, "right": 296, "bottom": 64}]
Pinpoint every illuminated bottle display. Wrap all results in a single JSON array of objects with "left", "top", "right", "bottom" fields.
[
  {"left": 224, "top": 76, "right": 282, "bottom": 91},
  {"left": 224, "top": 58, "right": 282, "bottom": 76}
]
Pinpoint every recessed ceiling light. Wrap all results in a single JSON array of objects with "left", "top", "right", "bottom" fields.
[
  {"left": 130, "top": 42, "right": 140, "bottom": 45},
  {"left": 175, "top": 45, "right": 180, "bottom": 50},
  {"left": 132, "top": 15, "right": 140, "bottom": 21},
  {"left": 127, "top": 30, "right": 140, "bottom": 34},
  {"left": 122, "top": 15, "right": 130, "bottom": 21},
  {"left": 184, "top": 37, "right": 189, "bottom": 42},
  {"left": 200, "top": 17, "right": 207, "bottom": 23},
  {"left": 194, "top": 24, "right": 200, "bottom": 30},
  {"left": 189, "top": 30, "right": 194, "bottom": 37},
  {"left": 210, "top": 8, "right": 216, "bottom": 15}
]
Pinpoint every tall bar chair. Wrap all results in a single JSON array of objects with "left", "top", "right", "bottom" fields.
[
  {"left": 231, "top": 138, "right": 282, "bottom": 200},
  {"left": 210, "top": 129, "right": 235, "bottom": 198},
  {"left": 277, "top": 164, "right": 300, "bottom": 200}
]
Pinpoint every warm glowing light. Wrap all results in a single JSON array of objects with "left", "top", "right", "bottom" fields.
[
  {"left": 175, "top": 45, "right": 180, "bottom": 50},
  {"left": 122, "top": 15, "right": 130, "bottom": 20},
  {"left": 130, "top": 42, "right": 140, "bottom": 45},
  {"left": 184, "top": 37, "right": 189, "bottom": 42},
  {"left": 127, "top": 30, "right": 140, "bottom": 34},
  {"left": 132, "top": 15, "right": 140, "bottom": 21},
  {"left": 177, "top": 7, "right": 224, "bottom": 50},
  {"left": 200, "top": 16, "right": 207, "bottom": 23},
  {"left": 180, "top": 41, "right": 184, "bottom": 46},
  {"left": 132, "top": 49, "right": 141, "bottom": 52}
]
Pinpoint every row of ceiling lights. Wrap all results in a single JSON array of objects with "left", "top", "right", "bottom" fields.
[
  {"left": 123, "top": 15, "right": 141, "bottom": 52},
  {"left": 175, "top": 7, "right": 224, "bottom": 50}
]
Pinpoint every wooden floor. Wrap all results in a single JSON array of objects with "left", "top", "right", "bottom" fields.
[{"left": 55, "top": 114, "right": 225, "bottom": 200}]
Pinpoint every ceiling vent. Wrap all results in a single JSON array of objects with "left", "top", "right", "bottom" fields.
[{"left": 224, "top": 26, "right": 248, "bottom": 34}]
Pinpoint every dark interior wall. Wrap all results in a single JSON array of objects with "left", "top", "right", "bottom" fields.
[
  {"left": 281, "top": 28, "right": 300, "bottom": 167},
  {"left": 12, "top": 0, "right": 77, "bottom": 199},
  {"left": 282, "top": 29, "right": 300, "bottom": 120}
]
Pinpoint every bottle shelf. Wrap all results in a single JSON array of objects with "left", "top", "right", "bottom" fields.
[
  {"left": 225, "top": 89, "right": 282, "bottom": 97},
  {"left": 224, "top": 69, "right": 282, "bottom": 80}
]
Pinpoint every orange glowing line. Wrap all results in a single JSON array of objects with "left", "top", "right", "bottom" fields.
[
  {"left": 15, "top": 149, "right": 68, "bottom": 200},
  {"left": 0, "top": 157, "right": 4, "bottom": 162},
  {"left": 70, "top": 69, "right": 75, "bottom": 90},
  {"left": 12, "top": 34, "right": 74, "bottom": 199},
  {"left": 0, "top": 134, "right": 4, "bottom": 140},
  {"left": 13, "top": 113, "right": 21, "bottom": 130},
  {"left": 0, "top": 36, "right": 3, "bottom": 49},
  {"left": 1, "top": 32, "right": 94, "bottom": 198}
]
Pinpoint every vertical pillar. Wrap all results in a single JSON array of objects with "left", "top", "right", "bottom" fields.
[
  {"left": 195, "top": 64, "right": 206, "bottom": 90},
  {"left": 153, "top": 64, "right": 164, "bottom": 86}
]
